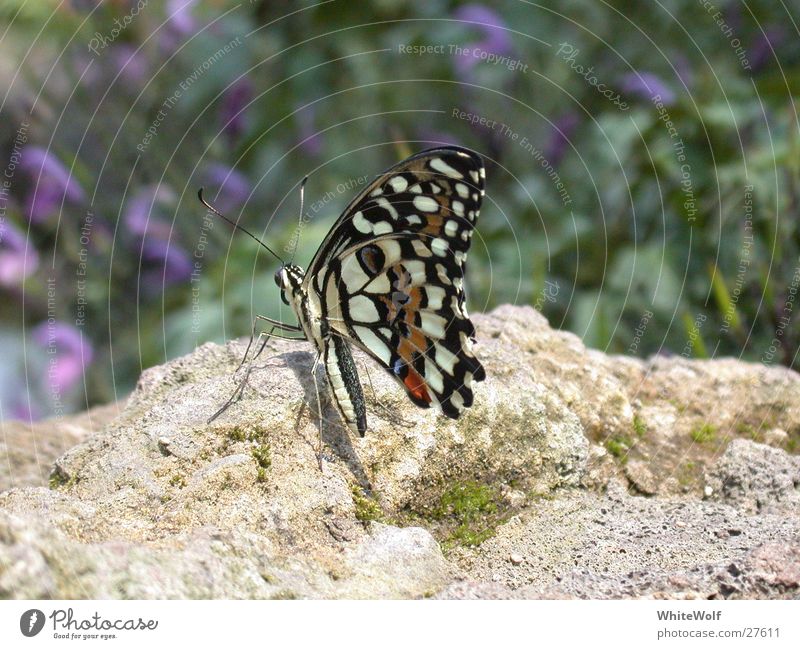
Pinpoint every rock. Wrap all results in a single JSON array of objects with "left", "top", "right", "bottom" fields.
[
  {"left": 450, "top": 483, "right": 800, "bottom": 599},
  {"left": 339, "top": 523, "right": 452, "bottom": 598},
  {"left": 0, "top": 401, "right": 124, "bottom": 492},
  {"left": 435, "top": 580, "right": 517, "bottom": 599},
  {"left": 0, "top": 507, "right": 449, "bottom": 599},
  {"left": 0, "top": 307, "right": 588, "bottom": 599},
  {"left": 764, "top": 428, "right": 788, "bottom": 446},
  {"left": 742, "top": 542, "right": 800, "bottom": 593},
  {"left": 624, "top": 459, "right": 659, "bottom": 495},
  {"left": 481, "top": 307, "right": 800, "bottom": 497},
  {"left": 704, "top": 439, "right": 800, "bottom": 515},
  {"left": 1, "top": 305, "right": 798, "bottom": 599}
]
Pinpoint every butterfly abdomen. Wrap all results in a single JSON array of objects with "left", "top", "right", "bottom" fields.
[{"left": 323, "top": 334, "right": 367, "bottom": 436}]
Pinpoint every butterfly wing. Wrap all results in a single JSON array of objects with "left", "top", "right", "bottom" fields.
[{"left": 306, "top": 146, "right": 486, "bottom": 417}]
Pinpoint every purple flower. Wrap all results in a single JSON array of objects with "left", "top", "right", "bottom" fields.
[
  {"left": 111, "top": 45, "right": 148, "bottom": 84},
  {"left": 73, "top": 51, "right": 101, "bottom": 88},
  {"left": 10, "top": 398, "right": 39, "bottom": 422},
  {"left": 0, "top": 380, "right": 40, "bottom": 422},
  {"left": 167, "top": 0, "right": 198, "bottom": 35},
  {"left": 158, "top": 0, "right": 200, "bottom": 52},
  {"left": 32, "top": 321, "right": 94, "bottom": 395},
  {"left": 124, "top": 184, "right": 190, "bottom": 289},
  {"left": 544, "top": 112, "right": 579, "bottom": 168},
  {"left": 69, "top": 0, "right": 100, "bottom": 11},
  {"left": 723, "top": 3, "right": 743, "bottom": 34},
  {"left": 295, "top": 105, "right": 323, "bottom": 157},
  {"left": 673, "top": 54, "right": 693, "bottom": 90},
  {"left": 201, "top": 164, "right": 251, "bottom": 212},
  {"left": 750, "top": 26, "right": 787, "bottom": 72},
  {"left": 0, "top": 220, "right": 39, "bottom": 287},
  {"left": 417, "top": 129, "right": 462, "bottom": 148},
  {"left": 20, "top": 147, "right": 85, "bottom": 223},
  {"left": 219, "top": 78, "right": 253, "bottom": 144},
  {"left": 453, "top": 5, "right": 514, "bottom": 76},
  {"left": 620, "top": 72, "right": 676, "bottom": 105},
  {"left": 141, "top": 239, "right": 193, "bottom": 287},
  {"left": 124, "top": 185, "right": 175, "bottom": 240}
]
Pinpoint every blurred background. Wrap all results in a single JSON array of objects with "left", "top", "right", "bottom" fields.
[{"left": 0, "top": 0, "right": 798, "bottom": 421}]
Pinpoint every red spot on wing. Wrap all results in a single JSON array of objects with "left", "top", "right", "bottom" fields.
[{"left": 403, "top": 368, "right": 431, "bottom": 404}]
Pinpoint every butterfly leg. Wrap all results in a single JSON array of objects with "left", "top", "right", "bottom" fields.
[
  {"left": 310, "top": 351, "right": 325, "bottom": 470},
  {"left": 208, "top": 355, "right": 256, "bottom": 424},
  {"left": 209, "top": 325, "right": 303, "bottom": 423},
  {"left": 233, "top": 315, "right": 303, "bottom": 383},
  {"left": 254, "top": 314, "right": 302, "bottom": 332}
]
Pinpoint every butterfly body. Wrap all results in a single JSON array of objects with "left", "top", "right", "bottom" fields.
[
  {"left": 226, "top": 146, "right": 487, "bottom": 439},
  {"left": 276, "top": 263, "right": 368, "bottom": 435}
]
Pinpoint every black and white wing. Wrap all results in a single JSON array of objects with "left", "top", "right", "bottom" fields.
[{"left": 305, "top": 146, "right": 486, "bottom": 418}]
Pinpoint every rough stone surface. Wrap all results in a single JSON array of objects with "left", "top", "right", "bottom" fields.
[
  {"left": 0, "top": 305, "right": 798, "bottom": 599},
  {"left": 0, "top": 401, "right": 124, "bottom": 492},
  {"left": 704, "top": 438, "right": 800, "bottom": 515},
  {"left": 448, "top": 480, "right": 800, "bottom": 599}
]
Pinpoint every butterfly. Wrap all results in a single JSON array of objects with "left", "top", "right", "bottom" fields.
[{"left": 201, "top": 146, "right": 486, "bottom": 440}]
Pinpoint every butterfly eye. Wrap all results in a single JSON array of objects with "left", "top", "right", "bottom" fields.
[{"left": 274, "top": 269, "right": 283, "bottom": 288}]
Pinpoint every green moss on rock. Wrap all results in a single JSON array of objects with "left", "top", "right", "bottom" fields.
[
  {"left": 252, "top": 443, "right": 271, "bottom": 482},
  {"left": 48, "top": 468, "right": 76, "bottom": 490},
  {"left": 433, "top": 481, "right": 503, "bottom": 548},
  {"left": 351, "top": 485, "right": 384, "bottom": 523},
  {"left": 169, "top": 474, "right": 186, "bottom": 489},
  {"left": 633, "top": 415, "right": 648, "bottom": 438},
  {"left": 691, "top": 423, "right": 717, "bottom": 444},
  {"left": 605, "top": 433, "right": 634, "bottom": 462}
]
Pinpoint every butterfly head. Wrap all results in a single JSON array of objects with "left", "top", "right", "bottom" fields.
[{"left": 274, "top": 263, "right": 305, "bottom": 306}]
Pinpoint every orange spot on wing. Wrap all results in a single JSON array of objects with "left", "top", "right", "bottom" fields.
[
  {"left": 403, "top": 367, "right": 431, "bottom": 404},
  {"left": 422, "top": 214, "right": 443, "bottom": 235},
  {"left": 408, "top": 327, "right": 427, "bottom": 351}
]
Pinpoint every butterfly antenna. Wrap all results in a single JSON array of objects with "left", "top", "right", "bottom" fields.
[
  {"left": 290, "top": 175, "right": 309, "bottom": 265},
  {"left": 198, "top": 188, "right": 285, "bottom": 265}
]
